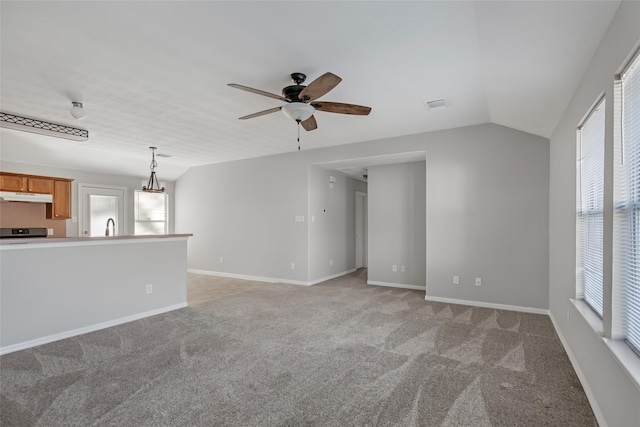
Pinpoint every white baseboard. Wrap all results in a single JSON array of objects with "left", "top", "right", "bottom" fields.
[
  {"left": 189, "top": 268, "right": 357, "bottom": 286},
  {"left": 188, "top": 268, "right": 310, "bottom": 286},
  {"left": 309, "top": 269, "right": 357, "bottom": 285},
  {"left": 0, "top": 302, "right": 188, "bottom": 356},
  {"left": 548, "top": 311, "right": 607, "bottom": 427},
  {"left": 367, "top": 280, "right": 425, "bottom": 291},
  {"left": 424, "top": 295, "right": 549, "bottom": 315}
]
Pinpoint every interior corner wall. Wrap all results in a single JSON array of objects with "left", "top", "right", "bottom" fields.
[
  {"left": 308, "top": 167, "right": 366, "bottom": 282},
  {"left": 368, "top": 162, "right": 426, "bottom": 288},
  {"left": 548, "top": 1, "right": 640, "bottom": 425}
]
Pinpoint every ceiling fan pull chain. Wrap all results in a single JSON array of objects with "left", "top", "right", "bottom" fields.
[{"left": 297, "top": 120, "right": 301, "bottom": 151}]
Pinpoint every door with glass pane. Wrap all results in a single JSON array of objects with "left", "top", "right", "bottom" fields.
[{"left": 79, "top": 185, "right": 126, "bottom": 236}]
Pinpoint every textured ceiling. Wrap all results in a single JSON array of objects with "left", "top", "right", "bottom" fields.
[{"left": 0, "top": 1, "right": 620, "bottom": 180}]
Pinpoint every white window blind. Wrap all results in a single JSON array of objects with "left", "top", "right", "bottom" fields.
[
  {"left": 577, "top": 98, "right": 606, "bottom": 316},
  {"left": 614, "top": 50, "right": 640, "bottom": 354},
  {"left": 134, "top": 190, "right": 169, "bottom": 235}
]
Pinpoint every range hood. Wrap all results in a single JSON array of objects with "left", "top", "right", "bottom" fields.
[{"left": 0, "top": 191, "right": 53, "bottom": 203}]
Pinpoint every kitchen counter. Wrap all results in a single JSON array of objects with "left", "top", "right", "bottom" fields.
[
  {"left": 1, "top": 233, "right": 191, "bottom": 354},
  {"left": 0, "top": 233, "right": 193, "bottom": 248}
]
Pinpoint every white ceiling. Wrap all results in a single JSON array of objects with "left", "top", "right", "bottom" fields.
[{"left": 0, "top": 1, "right": 620, "bottom": 180}]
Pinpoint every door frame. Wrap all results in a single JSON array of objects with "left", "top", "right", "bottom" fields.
[
  {"left": 78, "top": 183, "right": 128, "bottom": 236},
  {"left": 355, "top": 190, "right": 368, "bottom": 269}
]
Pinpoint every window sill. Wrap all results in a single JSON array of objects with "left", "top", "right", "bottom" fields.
[
  {"left": 604, "top": 339, "right": 640, "bottom": 390},
  {"left": 570, "top": 299, "right": 640, "bottom": 391},
  {"left": 570, "top": 298, "right": 604, "bottom": 336}
]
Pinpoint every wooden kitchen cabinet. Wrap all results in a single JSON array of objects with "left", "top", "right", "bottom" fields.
[
  {"left": 26, "top": 177, "right": 54, "bottom": 194},
  {"left": 0, "top": 174, "right": 27, "bottom": 191},
  {"left": 46, "top": 180, "right": 72, "bottom": 220},
  {"left": 0, "top": 172, "right": 73, "bottom": 220}
]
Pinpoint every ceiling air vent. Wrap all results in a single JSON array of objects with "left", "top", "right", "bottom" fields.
[{"left": 423, "top": 98, "right": 449, "bottom": 110}]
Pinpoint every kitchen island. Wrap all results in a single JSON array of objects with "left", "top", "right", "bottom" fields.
[{"left": 0, "top": 234, "right": 191, "bottom": 354}]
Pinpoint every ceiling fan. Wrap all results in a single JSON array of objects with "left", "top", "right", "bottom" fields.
[{"left": 228, "top": 72, "right": 371, "bottom": 134}]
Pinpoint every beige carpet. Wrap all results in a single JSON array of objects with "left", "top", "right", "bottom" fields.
[{"left": 0, "top": 269, "right": 596, "bottom": 426}]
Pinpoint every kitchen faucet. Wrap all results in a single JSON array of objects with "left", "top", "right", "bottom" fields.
[{"left": 105, "top": 218, "right": 115, "bottom": 236}]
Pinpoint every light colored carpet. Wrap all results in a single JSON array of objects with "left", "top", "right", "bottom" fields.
[{"left": 0, "top": 269, "right": 596, "bottom": 426}]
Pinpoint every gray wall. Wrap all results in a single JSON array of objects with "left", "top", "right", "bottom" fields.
[
  {"left": 176, "top": 122, "right": 549, "bottom": 309},
  {"left": 548, "top": 1, "right": 640, "bottom": 425},
  {"left": 176, "top": 154, "right": 310, "bottom": 283},
  {"left": 0, "top": 161, "right": 175, "bottom": 236},
  {"left": 308, "top": 166, "right": 366, "bottom": 282},
  {"left": 0, "top": 238, "right": 188, "bottom": 351},
  {"left": 368, "top": 161, "right": 426, "bottom": 288},
  {"left": 425, "top": 129, "right": 548, "bottom": 309}
]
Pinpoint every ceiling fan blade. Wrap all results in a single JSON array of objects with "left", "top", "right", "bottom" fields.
[
  {"left": 312, "top": 102, "right": 371, "bottom": 115},
  {"left": 301, "top": 115, "right": 317, "bottom": 131},
  {"left": 228, "top": 83, "right": 288, "bottom": 102},
  {"left": 238, "top": 106, "right": 282, "bottom": 120},
  {"left": 298, "top": 72, "right": 342, "bottom": 102}
]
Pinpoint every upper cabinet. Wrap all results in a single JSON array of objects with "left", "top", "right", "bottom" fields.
[
  {"left": 46, "top": 180, "right": 72, "bottom": 219},
  {"left": 0, "top": 172, "right": 73, "bottom": 220},
  {"left": 0, "top": 174, "right": 27, "bottom": 192}
]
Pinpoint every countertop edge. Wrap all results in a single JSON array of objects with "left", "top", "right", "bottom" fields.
[{"left": 0, "top": 234, "right": 193, "bottom": 248}]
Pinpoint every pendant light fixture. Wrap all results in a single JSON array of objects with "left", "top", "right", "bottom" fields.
[{"left": 142, "top": 146, "right": 165, "bottom": 193}]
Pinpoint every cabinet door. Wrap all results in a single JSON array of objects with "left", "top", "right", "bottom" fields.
[
  {"left": 26, "top": 177, "right": 54, "bottom": 194},
  {"left": 46, "top": 180, "right": 72, "bottom": 219},
  {"left": 0, "top": 175, "right": 26, "bottom": 191}
]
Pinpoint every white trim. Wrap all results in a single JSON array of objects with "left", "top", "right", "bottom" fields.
[
  {"left": 424, "top": 295, "right": 549, "bottom": 315},
  {"left": 548, "top": 311, "right": 608, "bottom": 427},
  {"left": 188, "top": 269, "right": 310, "bottom": 286},
  {"left": 368, "top": 280, "right": 425, "bottom": 291},
  {"left": 0, "top": 302, "right": 187, "bottom": 355},
  {"left": 188, "top": 268, "right": 358, "bottom": 287},
  {"left": 309, "top": 269, "right": 357, "bottom": 285}
]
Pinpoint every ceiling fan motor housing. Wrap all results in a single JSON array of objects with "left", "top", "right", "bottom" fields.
[{"left": 282, "top": 85, "right": 306, "bottom": 102}]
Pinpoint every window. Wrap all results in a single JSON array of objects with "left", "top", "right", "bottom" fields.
[
  {"left": 134, "top": 190, "right": 169, "bottom": 235},
  {"left": 577, "top": 97, "right": 606, "bottom": 316},
  {"left": 614, "top": 50, "right": 640, "bottom": 355}
]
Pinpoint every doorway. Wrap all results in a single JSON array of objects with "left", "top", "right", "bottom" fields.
[
  {"left": 355, "top": 191, "right": 367, "bottom": 269},
  {"left": 78, "top": 184, "right": 126, "bottom": 236}
]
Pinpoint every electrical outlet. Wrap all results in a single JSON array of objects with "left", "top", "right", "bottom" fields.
[
  {"left": 291, "top": 262, "right": 295, "bottom": 270},
  {"left": 329, "top": 259, "right": 333, "bottom": 266},
  {"left": 475, "top": 278, "right": 482, "bottom": 287},
  {"left": 401, "top": 265, "right": 405, "bottom": 272},
  {"left": 47, "top": 228, "right": 54, "bottom": 236},
  {"left": 392, "top": 265, "right": 397, "bottom": 272},
  {"left": 453, "top": 276, "right": 460, "bottom": 285},
  {"left": 219, "top": 257, "right": 224, "bottom": 264},
  {"left": 146, "top": 284, "right": 153, "bottom": 294}
]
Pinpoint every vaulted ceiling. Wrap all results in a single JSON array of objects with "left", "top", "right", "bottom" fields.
[{"left": 0, "top": 1, "right": 620, "bottom": 180}]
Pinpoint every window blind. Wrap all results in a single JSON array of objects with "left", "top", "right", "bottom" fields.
[
  {"left": 577, "top": 98, "right": 605, "bottom": 316},
  {"left": 614, "top": 51, "right": 640, "bottom": 354}
]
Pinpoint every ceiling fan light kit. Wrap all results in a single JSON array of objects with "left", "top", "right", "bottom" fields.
[
  {"left": 281, "top": 102, "right": 314, "bottom": 122},
  {"left": 229, "top": 72, "right": 371, "bottom": 149}
]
